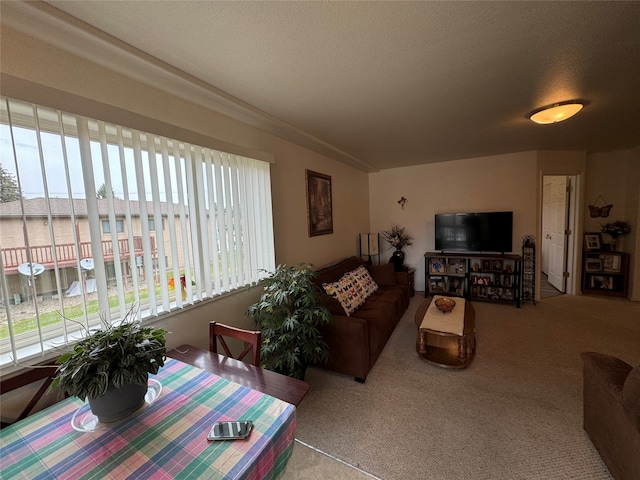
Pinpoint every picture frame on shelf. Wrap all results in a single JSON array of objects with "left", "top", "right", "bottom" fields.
[
  {"left": 503, "top": 288, "right": 514, "bottom": 300},
  {"left": 502, "top": 275, "right": 512, "bottom": 287},
  {"left": 482, "top": 259, "right": 491, "bottom": 271},
  {"left": 488, "top": 287, "right": 502, "bottom": 300},
  {"left": 601, "top": 254, "right": 621, "bottom": 273},
  {"left": 429, "top": 276, "right": 446, "bottom": 293},
  {"left": 470, "top": 259, "right": 482, "bottom": 272},
  {"left": 503, "top": 260, "right": 515, "bottom": 274},
  {"left": 430, "top": 258, "right": 445, "bottom": 274},
  {"left": 584, "top": 232, "right": 602, "bottom": 251},
  {"left": 590, "top": 275, "right": 613, "bottom": 290},
  {"left": 585, "top": 258, "right": 603, "bottom": 272},
  {"left": 471, "top": 285, "right": 478, "bottom": 297},
  {"left": 447, "top": 258, "right": 466, "bottom": 275},
  {"left": 448, "top": 277, "right": 464, "bottom": 296},
  {"left": 492, "top": 259, "right": 503, "bottom": 272}
]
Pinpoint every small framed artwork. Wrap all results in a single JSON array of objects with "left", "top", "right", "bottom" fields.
[
  {"left": 492, "top": 259, "right": 503, "bottom": 272},
  {"left": 488, "top": 287, "right": 502, "bottom": 300},
  {"left": 471, "top": 285, "right": 479, "bottom": 297},
  {"left": 430, "top": 258, "right": 446, "bottom": 274},
  {"left": 601, "top": 254, "right": 620, "bottom": 273},
  {"left": 503, "top": 260, "right": 515, "bottom": 274},
  {"left": 585, "top": 258, "right": 603, "bottom": 272},
  {"left": 470, "top": 259, "right": 482, "bottom": 272},
  {"left": 503, "top": 288, "right": 514, "bottom": 300},
  {"left": 478, "top": 285, "right": 488, "bottom": 298},
  {"left": 448, "top": 277, "right": 464, "bottom": 296},
  {"left": 502, "top": 275, "right": 512, "bottom": 287},
  {"left": 306, "top": 170, "right": 333, "bottom": 236},
  {"left": 590, "top": 275, "right": 613, "bottom": 290},
  {"left": 482, "top": 259, "right": 491, "bottom": 271},
  {"left": 429, "top": 276, "right": 446, "bottom": 293},
  {"left": 584, "top": 232, "right": 602, "bottom": 251},
  {"left": 448, "top": 258, "right": 466, "bottom": 275}
]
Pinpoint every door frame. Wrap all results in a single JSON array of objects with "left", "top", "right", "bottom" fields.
[{"left": 540, "top": 174, "right": 581, "bottom": 296}]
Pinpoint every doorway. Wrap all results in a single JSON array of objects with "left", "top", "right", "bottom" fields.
[{"left": 541, "top": 175, "right": 577, "bottom": 298}]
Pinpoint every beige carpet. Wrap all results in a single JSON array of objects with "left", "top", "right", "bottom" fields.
[
  {"left": 293, "top": 293, "right": 640, "bottom": 479},
  {"left": 282, "top": 440, "right": 379, "bottom": 480}
]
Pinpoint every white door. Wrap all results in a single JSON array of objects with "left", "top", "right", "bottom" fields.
[
  {"left": 546, "top": 176, "right": 569, "bottom": 292},
  {"left": 542, "top": 181, "right": 551, "bottom": 274}
]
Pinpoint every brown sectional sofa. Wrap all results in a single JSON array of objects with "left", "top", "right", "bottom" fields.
[
  {"left": 312, "top": 256, "right": 410, "bottom": 382},
  {"left": 581, "top": 351, "right": 640, "bottom": 480}
]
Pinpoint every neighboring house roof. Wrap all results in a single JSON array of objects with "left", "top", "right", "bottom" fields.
[{"left": 0, "top": 198, "right": 186, "bottom": 217}]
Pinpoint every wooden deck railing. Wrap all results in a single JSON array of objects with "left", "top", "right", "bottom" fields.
[{"left": 2, "top": 237, "right": 154, "bottom": 275}]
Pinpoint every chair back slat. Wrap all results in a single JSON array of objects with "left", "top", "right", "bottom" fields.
[
  {"left": 0, "top": 363, "right": 62, "bottom": 428},
  {"left": 209, "top": 322, "right": 262, "bottom": 367}
]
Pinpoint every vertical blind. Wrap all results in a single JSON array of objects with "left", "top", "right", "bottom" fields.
[{"left": 0, "top": 97, "right": 275, "bottom": 366}]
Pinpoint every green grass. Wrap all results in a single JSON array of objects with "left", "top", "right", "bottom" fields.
[
  {"left": 2, "top": 267, "right": 201, "bottom": 340},
  {"left": 0, "top": 289, "right": 155, "bottom": 340}
]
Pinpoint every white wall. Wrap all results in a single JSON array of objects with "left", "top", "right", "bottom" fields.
[{"left": 369, "top": 151, "right": 538, "bottom": 292}]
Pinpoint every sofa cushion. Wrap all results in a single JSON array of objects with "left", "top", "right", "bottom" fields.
[
  {"left": 314, "top": 257, "right": 366, "bottom": 287},
  {"left": 623, "top": 364, "right": 640, "bottom": 419},
  {"left": 322, "top": 274, "right": 363, "bottom": 316},
  {"left": 367, "top": 263, "right": 397, "bottom": 286},
  {"left": 350, "top": 265, "right": 379, "bottom": 299},
  {"left": 320, "top": 293, "right": 348, "bottom": 316}
]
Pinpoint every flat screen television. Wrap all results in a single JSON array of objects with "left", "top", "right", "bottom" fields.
[{"left": 434, "top": 211, "right": 513, "bottom": 253}]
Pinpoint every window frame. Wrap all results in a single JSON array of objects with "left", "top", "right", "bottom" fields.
[{"left": 0, "top": 96, "right": 275, "bottom": 367}]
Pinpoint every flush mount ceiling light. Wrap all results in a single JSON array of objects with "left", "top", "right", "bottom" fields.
[{"left": 529, "top": 101, "right": 584, "bottom": 124}]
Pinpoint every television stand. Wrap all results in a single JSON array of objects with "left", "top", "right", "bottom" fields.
[{"left": 424, "top": 252, "right": 522, "bottom": 308}]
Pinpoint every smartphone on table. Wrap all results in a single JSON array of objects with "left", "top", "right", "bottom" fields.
[{"left": 207, "top": 420, "right": 253, "bottom": 441}]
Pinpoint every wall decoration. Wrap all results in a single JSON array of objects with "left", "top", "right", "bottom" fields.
[
  {"left": 588, "top": 195, "right": 613, "bottom": 218},
  {"left": 306, "top": 170, "right": 333, "bottom": 236}
]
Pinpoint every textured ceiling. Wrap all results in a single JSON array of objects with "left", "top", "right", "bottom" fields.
[{"left": 19, "top": 2, "right": 640, "bottom": 170}]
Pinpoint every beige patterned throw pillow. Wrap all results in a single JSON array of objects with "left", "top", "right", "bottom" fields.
[
  {"left": 350, "top": 265, "right": 379, "bottom": 299},
  {"left": 322, "top": 274, "right": 364, "bottom": 316}
]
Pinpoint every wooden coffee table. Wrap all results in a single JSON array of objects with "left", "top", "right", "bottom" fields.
[{"left": 415, "top": 297, "right": 476, "bottom": 368}]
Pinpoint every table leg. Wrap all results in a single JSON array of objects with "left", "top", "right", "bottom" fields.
[
  {"left": 417, "top": 332, "right": 427, "bottom": 356},
  {"left": 458, "top": 335, "right": 467, "bottom": 359}
]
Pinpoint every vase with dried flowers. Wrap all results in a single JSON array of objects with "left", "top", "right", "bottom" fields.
[
  {"left": 381, "top": 226, "right": 413, "bottom": 271},
  {"left": 601, "top": 220, "right": 631, "bottom": 251}
]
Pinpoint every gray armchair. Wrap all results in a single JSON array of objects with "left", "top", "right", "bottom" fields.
[{"left": 581, "top": 352, "right": 640, "bottom": 480}]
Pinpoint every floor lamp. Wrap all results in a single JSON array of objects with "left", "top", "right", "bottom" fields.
[{"left": 359, "top": 233, "right": 380, "bottom": 265}]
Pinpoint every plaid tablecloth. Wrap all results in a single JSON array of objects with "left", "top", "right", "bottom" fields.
[{"left": 0, "top": 359, "right": 296, "bottom": 479}]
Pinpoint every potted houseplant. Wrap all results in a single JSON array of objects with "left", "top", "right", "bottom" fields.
[
  {"left": 52, "top": 305, "right": 167, "bottom": 423},
  {"left": 247, "top": 263, "right": 332, "bottom": 380},
  {"left": 382, "top": 225, "right": 413, "bottom": 271}
]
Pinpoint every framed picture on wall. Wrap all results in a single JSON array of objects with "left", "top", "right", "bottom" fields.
[
  {"left": 584, "top": 232, "right": 602, "bottom": 251},
  {"left": 306, "top": 170, "right": 333, "bottom": 236}
]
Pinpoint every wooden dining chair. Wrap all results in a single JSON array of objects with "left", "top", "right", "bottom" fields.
[
  {"left": 0, "top": 362, "right": 63, "bottom": 428},
  {"left": 209, "top": 322, "right": 262, "bottom": 367}
]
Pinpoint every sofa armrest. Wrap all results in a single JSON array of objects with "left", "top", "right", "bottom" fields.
[
  {"left": 623, "top": 365, "right": 640, "bottom": 422},
  {"left": 393, "top": 272, "right": 411, "bottom": 300},
  {"left": 319, "top": 314, "right": 370, "bottom": 380},
  {"left": 581, "top": 351, "right": 633, "bottom": 398}
]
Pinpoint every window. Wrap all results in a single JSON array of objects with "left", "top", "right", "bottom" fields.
[
  {"left": 102, "top": 218, "right": 124, "bottom": 234},
  {"left": 0, "top": 97, "right": 275, "bottom": 366},
  {"left": 148, "top": 218, "right": 164, "bottom": 231}
]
